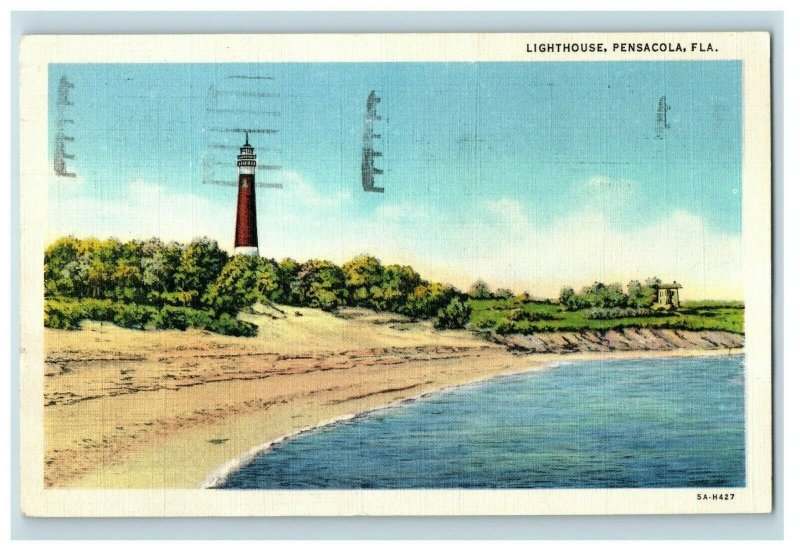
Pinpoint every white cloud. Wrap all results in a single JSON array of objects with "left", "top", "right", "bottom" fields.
[
  {"left": 484, "top": 197, "right": 529, "bottom": 230},
  {"left": 374, "top": 202, "right": 425, "bottom": 222},
  {"left": 47, "top": 179, "right": 232, "bottom": 247},
  {"left": 279, "top": 170, "right": 351, "bottom": 208},
  {"left": 422, "top": 199, "right": 742, "bottom": 300},
  {"left": 576, "top": 175, "right": 640, "bottom": 215}
]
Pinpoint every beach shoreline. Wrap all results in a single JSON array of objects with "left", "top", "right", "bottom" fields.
[
  {"left": 201, "top": 346, "right": 742, "bottom": 490},
  {"left": 43, "top": 307, "right": 743, "bottom": 489}
]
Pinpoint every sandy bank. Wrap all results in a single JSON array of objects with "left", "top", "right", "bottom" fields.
[
  {"left": 492, "top": 328, "right": 744, "bottom": 353},
  {"left": 43, "top": 307, "right": 742, "bottom": 489}
]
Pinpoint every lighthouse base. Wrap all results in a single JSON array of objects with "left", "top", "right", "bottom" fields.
[{"left": 234, "top": 246, "right": 259, "bottom": 256}]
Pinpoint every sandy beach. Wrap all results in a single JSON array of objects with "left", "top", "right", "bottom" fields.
[{"left": 44, "top": 306, "right": 743, "bottom": 489}]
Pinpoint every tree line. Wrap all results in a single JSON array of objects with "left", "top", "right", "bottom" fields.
[
  {"left": 44, "top": 236, "right": 472, "bottom": 334},
  {"left": 467, "top": 277, "right": 666, "bottom": 311},
  {"left": 558, "top": 278, "right": 665, "bottom": 311},
  {"left": 467, "top": 280, "right": 531, "bottom": 302}
]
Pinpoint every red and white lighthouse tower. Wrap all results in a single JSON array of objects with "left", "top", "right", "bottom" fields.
[{"left": 234, "top": 132, "right": 259, "bottom": 256}]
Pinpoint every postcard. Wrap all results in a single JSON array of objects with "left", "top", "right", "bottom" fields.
[{"left": 18, "top": 32, "right": 772, "bottom": 516}]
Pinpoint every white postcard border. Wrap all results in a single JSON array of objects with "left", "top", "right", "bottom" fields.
[{"left": 19, "top": 32, "right": 772, "bottom": 516}]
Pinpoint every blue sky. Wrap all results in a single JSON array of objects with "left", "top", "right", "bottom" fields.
[{"left": 48, "top": 61, "right": 743, "bottom": 298}]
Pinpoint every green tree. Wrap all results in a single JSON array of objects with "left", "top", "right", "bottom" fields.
[
  {"left": 435, "top": 297, "right": 472, "bottom": 329},
  {"left": 57, "top": 258, "right": 91, "bottom": 298},
  {"left": 44, "top": 236, "right": 98, "bottom": 297},
  {"left": 515, "top": 291, "right": 531, "bottom": 303},
  {"left": 580, "top": 282, "right": 627, "bottom": 308},
  {"left": 295, "top": 259, "right": 348, "bottom": 311},
  {"left": 494, "top": 288, "right": 514, "bottom": 300},
  {"left": 113, "top": 259, "right": 145, "bottom": 302},
  {"left": 468, "top": 279, "right": 493, "bottom": 299},
  {"left": 342, "top": 255, "right": 384, "bottom": 308},
  {"left": 174, "top": 238, "right": 229, "bottom": 307},
  {"left": 108, "top": 238, "right": 146, "bottom": 302},
  {"left": 79, "top": 238, "right": 124, "bottom": 299},
  {"left": 44, "top": 236, "right": 81, "bottom": 296},
  {"left": 379, "top": 264, "right": 421, "bottom": 312},
  {"left": 405, "top": 281, "right": 458, "bottom": 319},
  {"left": 254, "top": 258, "right": 283, "bottom": 304},
  {"left": 86, "top": 258, "right": 116, "bottom": 299},
  {"left": 203, "top": 254, "right": 260, "bottom": 315},
  {"left": 559, "top": 287, "right": 585, "bottom": 310},
  {"left": 141, "top": 239, "right": 183, "bottom": 304},
  {"left": 278, "top": 257, "right": 302, "bottom": 305},
  {"left": 627, "top": 278, "right": 659, "bottom": 308}
]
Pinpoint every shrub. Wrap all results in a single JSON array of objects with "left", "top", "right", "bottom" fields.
[
  {"left": 559, "top": 287, "right": 587, "bottom": 311},
  {"left": 314, "top": 289, "right": 342, "bottom": 312},
  {"left": 468, "top": 280, "right": 493, "bottom": 299},
  {"left": 46, "top": 236, "right": 507, "bottom": 334},
  {"left": 208, "top": 314, "right": 258, "bottom": 337},
  {"left": 472, "top": 318, "right": 498, "bottom": 330},
  {"left": 182, "top": 308, "right": 215, "bottom": 329},
  {"left": 435, "top": 297, "right": 472, "bottom": 329},
  {"left": 560, "top": 283, "right": 631, "bottom": 310},
  {"left": 627, "top": 279, "right": 658, "bottom": 308},
  {"left": 514, "top": 292, "right": 531, "bottom": 303},
  {"left": 507, "top": 308, "right": 556, "bottom": 322},
  {"left": 113, "top": 303, "right": 157, "bottom": 329},
  {"left": 585, "top": 307, "right": 658, "bottom": 320},
  {"left": 494, "top": 288, "right": 514, "bottom": 299},
  {"left": 44, "top": 301, "right": 82, "bottom": 330},
  {"left": 152, "top": 305, "right": 192, "bottom": 330},
  {"left": 494, "top": 319, "right": 519, "bottom": 335},
  {"left": 79, "top": 298, "right": 117, "bottom": 322},
  {"left": 152, "top": 306, "right": 257, "bottom": 334},
  {"left": 404, "top": 282, "right": 458, "bottom": 319},
  {"left": 580, "top": 282, "right": 627, "bottom": 308}
]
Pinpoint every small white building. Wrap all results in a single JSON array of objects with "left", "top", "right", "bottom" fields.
[{"left": 655, "top": 282, "right": 682, "bottom": 309}]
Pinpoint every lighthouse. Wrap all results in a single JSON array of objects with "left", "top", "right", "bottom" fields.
[{"left": 234, "top": 132, "right": 259, "bottom": 256}]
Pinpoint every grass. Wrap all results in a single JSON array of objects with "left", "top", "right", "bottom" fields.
[{"left": 467, "top": 298, "right": 744, "bottom": 335}]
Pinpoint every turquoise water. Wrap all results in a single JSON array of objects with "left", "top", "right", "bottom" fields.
[{"left": 217, "top": 355, "right": 745, "bottom": 489}]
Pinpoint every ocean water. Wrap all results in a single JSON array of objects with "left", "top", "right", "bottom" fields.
[{"left": 217, "top": 355, "right": 745, "bottom": 489}]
